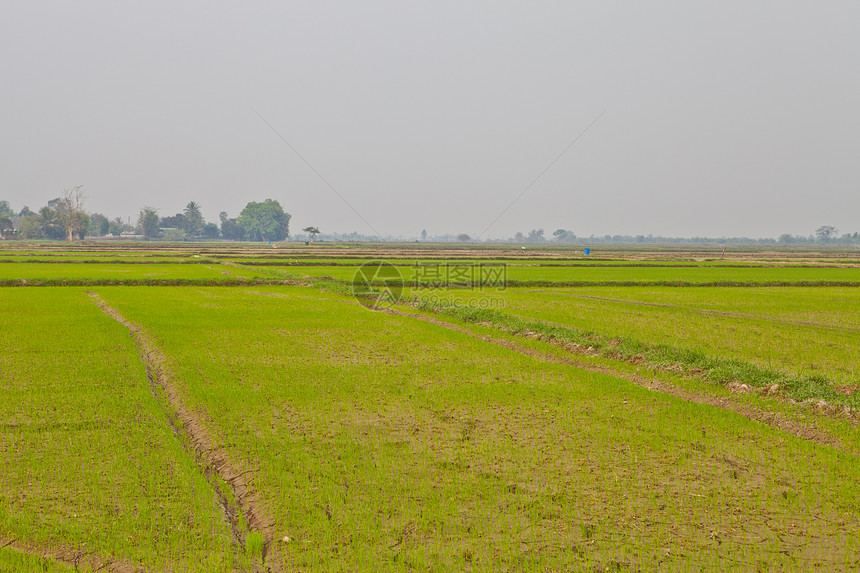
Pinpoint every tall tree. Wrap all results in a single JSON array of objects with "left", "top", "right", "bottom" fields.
[
  {"left": 0, "top": 200, "right": 13, "bottom": 217},
  {"left": 138, "top": 207, "right": 161, "bottom": 239},
  {"left": 526, "top": 229, "right": 545, "bottom": 243},
  {"left": 19, "top": 215, "right": 43, "bottom": 239},
  {"left": 183, "top": 201, "right": 205, "bottom": 237},
  {"left": 40, "top": 202, "right": 65, "bottom": 239},
  {"left": 815, "top": 225, "right": 838, "bottom": 243},
  {"left": 56, "top": 186, "right": 87, "bottom": 242},
  {"left": 159, "top": 213, "right": 187, "bottom": 231},
  {"left": 0, "top": 216, "right": 13, "bottom": 239},
  {"left": 553, "top": 229, "right": 575, "bottom": 242},
  {"left": 75, "top": 213, "right": 90, "bottom": 240},
  {"left": 302, "top": 226, "right": 320, "bottom": 242},
  {"left": 108, "top": 217, "right": 126, "bottom": 236},
  {"left": 89, "top": 213, "right": 110, "bottom": 236},
  {"left": 202, "top": 223, "right": 220, "bottom": 239},
  {"left": 220, "top": 212, "right": 242, "bottom": 240},
  {"left": 237, "top": 199, "right": 290, "bottom": 241}
]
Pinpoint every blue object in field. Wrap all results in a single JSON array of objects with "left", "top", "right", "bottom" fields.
[
  {"left": 583, "top": 248, "right": 590, "bottom": 256},
  {"left": 268, "top": 241, "right": 272, "bottom": 245}
]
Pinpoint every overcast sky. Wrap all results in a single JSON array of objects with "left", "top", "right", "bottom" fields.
[{"left": 1, "top": 1, "right": 858, "bottom": 239}]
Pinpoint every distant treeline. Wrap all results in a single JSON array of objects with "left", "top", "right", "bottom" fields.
[
  {"left": 0, "top": 196, "right": 290, "bottom": 243},
  {"left": 294, "top": 228, "right": 860, "bottom": 246},
  {"left": 0, "top": 197, "right": 856, "bottom": 245}
]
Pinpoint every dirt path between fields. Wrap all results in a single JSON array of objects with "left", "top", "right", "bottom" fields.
[
  {"left": 87, "top": 293, "right": 279, "bottom": 573},
  {"left": 0, "top": 536, "right": 140, "bottom": 572}
]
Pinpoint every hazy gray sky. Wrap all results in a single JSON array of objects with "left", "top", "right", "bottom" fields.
[{"left": 2, "top": 1, "right": 858, "bottom": 239}]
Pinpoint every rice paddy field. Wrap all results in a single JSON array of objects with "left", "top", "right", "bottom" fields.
[
  {"left": 277, "top": 263, "right": 860, "bottom": 286},
  {"left": 1, "top": 241, "right": 858, "bottom": 572},
  {"left": 0, "top": 262, "right": 267, "bottom": 285}
]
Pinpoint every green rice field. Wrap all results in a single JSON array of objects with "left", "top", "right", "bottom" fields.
[
  {"left": 451, "top": 286, "right": 860, "bottom": 382},
  {"left": 1, "top": 242, "right": 858, "bottom": 571},
  {"left": 281, "top": 262, "right": 860, "bottom": 285},
  {"left": 0, "top": 262, "right": 266, "bottom": 285}
]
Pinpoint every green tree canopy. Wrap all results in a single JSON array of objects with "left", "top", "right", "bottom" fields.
[
  {"left": 183, "top": 201, "right": 205, "bottom": 237},
  {"left": 220, "top": 217, "right": 242, "bottom": 240},
  {"left": 159, "top": 213, "right": 187, "bottom": 230},
  {"left": 19, "top": 215, "right": 43, "bottom": 239},
  {"left": 40, "top": 202, "right": 65, "bottom": 240},
  {"left": 553, "top": 229, "right": 575, "bottom": 242},
  {"left": 89, "top": 213, "right": 110, "bottom": 236},
  {"left": 108, "top": 217, "right": 126, "bottom": 236},
  {"left": 202, "top": 222, "right": 220, "bottom": 239},
  {"left": 302, "top": 226, "right": 320, "bottom": 241},
  {"left": 0, "top": 216, "right": 13, "bottom": 238},
  {"left": 237, "top": 199, "right": 290, "bottom": 241},
  {"left": 138, "top": 207, "right": 160, "bottom": 239}
]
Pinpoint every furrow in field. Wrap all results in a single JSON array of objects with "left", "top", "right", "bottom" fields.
[
  {"left": 0, "top": 536, "right": 139, "bottom": 573},
  {"left": 86, "top": 292, "right": 278, "bottom": 573}
]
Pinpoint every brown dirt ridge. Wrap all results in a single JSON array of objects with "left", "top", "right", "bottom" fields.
[{"left": 87, "top": 292, "right": 280, "bottom": 573}]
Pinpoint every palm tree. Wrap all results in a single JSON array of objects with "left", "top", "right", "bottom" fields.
[{"left": 183, "top": 201, "right": 204, "bottom": 237}]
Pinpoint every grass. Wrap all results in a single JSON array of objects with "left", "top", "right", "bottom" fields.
[
  {"left": 0, "top": 262, "right": 270, "bottom": 283},
  {"left": 0, "top": 289, "right": 240, "bottom": 571},
  {"left": 413, "top": 295, "right": 859, "bottom": 412},
  {"left": 227, "top": 258, "right": 800, "bottom": 266},
  {"left": 0, "top": 254, "right": 198, "bottom": 262},
  {"left": 245, "top": 531, "right": 265, "bottom": 559},
  {"left": 2, "top": 244, "right": 859, "bottom": 571},
  {"left": 0, "top": 545, "right": 76, "bottom": 572},
  {"left": 89, "top": 285, "right": 860, "bottom": 571},
  {"left": 455, "top": 286, "right": 860, "bottom": 386},
  {"left": 272, "top": 262, "right": 860, "bottom": 285},
  {"left": 227, "top": 261, "right": 860, "bottom": 408}
]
